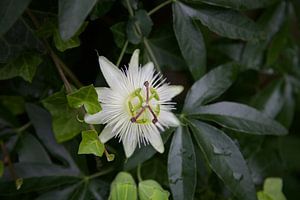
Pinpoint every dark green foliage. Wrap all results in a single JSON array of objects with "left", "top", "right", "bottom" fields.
[{"left": 0, "top": 0, "right": 300, "bottom": 199}]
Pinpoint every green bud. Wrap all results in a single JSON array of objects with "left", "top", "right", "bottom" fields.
[
  {"left": 138, "top": 180, "right": 169, "bottom": 200},
  {"left": 109, "top": 172, "right": 137, "bottom": 200}
]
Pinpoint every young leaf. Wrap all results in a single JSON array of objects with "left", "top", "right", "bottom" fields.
[
  {"left": 138, "top": 180, "right": 170, "bottom": 200},
  {"left": 189, "top": 120, "right": 257, "bottom": 200},
  {"left": 58, "top": 0, "right": 97, "bottom": 40},
  {"left": 109, "top": 172, "right": 138, "bottom": 200},
  {"left": 189, "top": 101, "right": 288, "bottom": 135},
  {"left": 42, "top": 89, "right": 87, "bottom": 143},
  {"left": 168, "top": 126, "right": 196, "bottom": 200},
  {"left": 0, "top": 0, "right": 31, "bottom": 35},
  {"left": 67, "top": 84, "right": 101, "bottom": 115},
  {"left": 78, "top": 130, "right": 104, "bottom": 157},
  {"left": 0, "top": 53, "right": 42, "bottom": 82},
  {"left": 173, "top": 1, "right": 206, "bottom": 80},
  {"left": 184, "top": 63, "right": 238, "bottom": 111}
]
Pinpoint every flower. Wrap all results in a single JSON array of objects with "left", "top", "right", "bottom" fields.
[{"left": 84, "top": 49, "right": 183, "bottom": 158}]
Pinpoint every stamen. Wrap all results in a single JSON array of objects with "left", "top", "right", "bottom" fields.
[
  {"left": 131, "top": 107, "right": 146, "bottom": 123},
  {"left": 144, "top": 81, "right": 149, "bottom": 103},
  {"left": 147, "top": 105, "right": 158, "bottom": 124}
]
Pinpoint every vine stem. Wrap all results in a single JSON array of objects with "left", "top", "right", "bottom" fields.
[
  {"left": 88, "top": 167, "right": 114, "bottom": 180},
  {"left": 14, "top": 122, "right": 32, "bottom": 133},
  {"left": 116, "top": 40, "right": 129, "bottom": 67},
  {"left": 148, "top": 0, "right": 173, "bottom": 16},
  {"left": 26, "top": 9, "right": 83, "bottom": 89},
  {"left": 1, "top": 141, "right": 18, "bottom": 182},
  {"left": 143, "top": 38, "right": 161, "bottom": 73}
]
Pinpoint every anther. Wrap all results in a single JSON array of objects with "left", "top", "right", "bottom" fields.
[
  {"left": 131, "top": 117, "right": 136, "bottom": 123},
  {"left": 152, "top": 118, "right": 158, "bottom": 124},
  {"left": 144, "top": 81, "right": 149, "bottom": 87}
]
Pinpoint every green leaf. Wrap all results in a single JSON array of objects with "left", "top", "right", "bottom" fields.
[
  {"left": 241, "top": 2, "right": 286, "bottom": 69},
  {"left": 0, "top": 52, "right": 42, "bottom": 82},
  {"left": 67, "top": 84, "right": 101, "bottom": 114},
  {"left": 109, "top": 172, "right": 138, "bottom": 200},
  {"left": 0, "top": 0, "right": 31, "bottom": 35},
  {"left": 54, "top": 22, "right": 88, "bottom": 52},
  {"left": 58, "top": 0, "right": 97, "bottom": 40},
  {"left": 42, "top": 89, "right": 87, "bottom": 143},
  {"left": 258, "top": 178, "right": 287, "bottom": 200},
  {"left": 138, "top": 180, "right": 170, "bottom": 200},
  {"left": 142, "top": 25, "right": 187, "bottom": 70},
  {"left": 124, "top": 128, "right": 173, "bottom": 170},
  {"left": 173, "top": 1, "right": 206, "bottom": 80},
  {"left": 250, "top": 79, "right": 284, "bottom": 118},
  {"left": 90, "top": 0, "right": 115, "bottom": 20},
  {"left": 184, "top": 63, "right": 238, "bottom": 111},
  {"left": 0, "top": 18, "right": 43, "bottom": 63},
  {"left": 0, "top": 160, "right": 3, "bottom": 177},
  {"left": 168, "top": 126, "right": 196, "bottom": 200},
  {"left": 185, "top": 0, "right": 279, "bottom": 10},
  {"left": 189, "top": 120, "right": 257, "bottom": 200},
  {"left": 193, "top": 6, "right": 263, "bottom": 41},
  {"left": 189, "top": 101, "right": 288, "bottom": 135},
  {"left": 0, "top": 96, "right": 25, "bottom": 115},
  {"left": 257, "top": 191, "right": 272, "bottom": 200},
  {"left": 25, "top": 103, "right": 80, "bottom": 172},
  {"left": 78, "top": 130, "right": 104, "bottom": 157},
  {"left": 18, "top": 134, "right": 52, "bottom": 164}
]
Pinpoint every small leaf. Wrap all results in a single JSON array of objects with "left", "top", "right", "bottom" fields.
[
  {"left": 0, "top": 53, "right": 42, "bottom": 82},
  {"left": 138, "top": 180, "right": 170, "bottom": 200},
  {"left": 168, "top": 126, "right": 196, "bottom": 200},
  {"left": 78, "top": 130, "right": 104, "bottom": 157},
  {"left": 110, "top": 172, "right": 138, "bottom": 200},
  {"left": 58, "top": 0, "right": 97, "bottom": 40},
  {"left": 0, "top": 160, "right": 3, "bottom": 177},
  {"left": 173, "top": 1, "right": 206, "bottom": 80},
  {"left": 189, "top": 101, "right": 287, "bottom": 135},
  {"left": 0, "top": 96, "right": 25, "bottom": 115},
  {"left": 54, "top": 22, "right": 88, "bottom": 52},
  {"left": 189, "top": 120, "right": 257, "bottom": 200},
  {"left": 257, "top": 191, "right": 272, "bottom": 200},
  {"left": 42, "top": 88, "right": 87, "bottom": 143},
  {"left": 0, "top": 0, "right": 31, "bottom": 35},
  {"left": 184, "top": 63, "right": 238, "bottom": 111},
  {"left": 67, "top": 84, "right": 101, "bottom": 114}
]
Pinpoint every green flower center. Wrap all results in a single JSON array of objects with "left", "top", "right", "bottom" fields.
[{"left": 127, "top": 81, "right": 160, "bottom": 124}]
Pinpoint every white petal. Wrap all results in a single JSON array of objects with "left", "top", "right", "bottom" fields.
[
  {"left": 95, "top": 87, "right": 110, "bottom": 101},
  {"left": 98, "top": 56, "right": 123, "bottom": 89},
  {"left": 167, "top": 85, "right": 184, "bottom": 98},
  {"left": 129, "top": 49, "right": 140, "bottom": 73},
  {"left": 159, "top": 111, "right": 180, "bottom": 127},
  {"left": 84, "top": 112, "right": 105, "bottom": 124},
  {"left": 141, "top": 62, "right": 154, "bottom": 82},
  {"left": 146, "top": 125, "right": 164, "bottom": 153},
  {"left": 99, "top": 125, "right": 115, "bottom": 143},
  {"left": 122, "top": 137, "right": 137, "bottom": 158}
]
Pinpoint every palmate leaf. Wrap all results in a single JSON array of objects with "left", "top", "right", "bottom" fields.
[
  {"left": 78, "top": 130, "right": 104, "bottom": 157},
  {"left": 189, "top": 119, "right": 257, "bottom": 200},
  {"left": 183, "top": 63, "right": 238, "bottom": 111},
  {"left": 42, "top": 88, "right": 87, "bottom": 143},
  {"left": 58, "top": 0, "right": 97, "bottom": 40},
  {"left": 189, "top": 101, "right": 287, "bottom": 136},
  {"left": 172, "top": 1, "right": 206, "bottom": 80},
  {"left": 67, "top": 84, "right": 101, "bottom": 115},
  {"left": 109, "top": 172, "right": 137, "bottom": 200},
  {"left": 185, "top": 0, "right": 279, "bottom": 10},
  {"left": 167, "top": 126, "right": 196, "bottom": 200},
  {"left": 0, "top": 0, "right": 31, "bottom": 35},
  {"left": 0, "top": 52, "right": 42, "bottom": 82}
]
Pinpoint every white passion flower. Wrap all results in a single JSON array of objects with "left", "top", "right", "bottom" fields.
[{"left": 84, "top": 49, "right": 183, "bottom": 158}]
